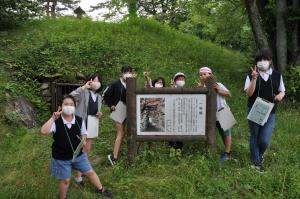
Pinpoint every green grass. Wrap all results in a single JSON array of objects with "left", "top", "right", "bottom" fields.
[{"left": 0, "top": 18, "right": 299, "bottom": 199}]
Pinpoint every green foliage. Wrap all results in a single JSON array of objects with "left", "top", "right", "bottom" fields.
[
  {"left": 179, "top": 0, "right": 255, "bottom": 53},
  {"left": 0, "top": 17, "right": 248, "bottom": 121},
  {"left": 0, "top": 0, "right": 41, "bottom": 30},
  {"left": 284, "top": 66, "right": 300, "bottom": 102}
]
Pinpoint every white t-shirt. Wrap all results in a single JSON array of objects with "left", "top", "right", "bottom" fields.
[
  {"left": 244, "top": 68, "right": 285, "bottom": 92},
  {"left": 216, "top": 82, "right": 229, "bottom": 111},
  {"left": 50, "top": 115, "right": 87, "bottom": 135}
]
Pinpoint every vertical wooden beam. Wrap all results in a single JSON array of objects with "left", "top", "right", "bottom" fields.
[
  {"left": 51, "top": 82, "right": 56, "bottom": 112},
  {"left": 126, "top": 77, "right": 137, "bottom": 164},
  {"left": 205, "top": 76, "right": 217, "bottom": 152}
]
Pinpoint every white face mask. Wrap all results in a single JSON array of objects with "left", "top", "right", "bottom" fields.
[
  {"left": 123, "top": 73, "right": 133, "bottom": 80},
  {"left": 154, "top": 83, "right": 163, "bottom": 88},
  {"left": 62, "top": 106, "right": 75, "bottom": 115},
  {"left": 257, "top": 60, "right": 270, "bottom": 71},
  {"left": 90, "top": 81, "right": 101, "bottom": 90},
  {"left": 176, "top": 80, "right": 185, "bottom": 87}
]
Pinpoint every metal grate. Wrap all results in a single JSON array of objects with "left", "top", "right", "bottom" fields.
[{"left": 51, "top": 82, "right": 81, "bottom": 112}]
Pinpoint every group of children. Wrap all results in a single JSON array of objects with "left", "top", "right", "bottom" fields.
[{"left": 41, "top": 49, "right": 285, "bottom": 198}]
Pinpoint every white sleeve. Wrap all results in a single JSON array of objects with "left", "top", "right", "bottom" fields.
[
  {"left": 278, "top": 75, "right": 285, "bottom": 92},
  {"left": 244, "top": 76, "right": 251, "bottom": 91},
  {"left": 217, "top": 83, "right": 229, "bottom": 92},
  {"left": 81, "top": 120, "right": 87, "bottom": 135},
  {"left": 50, "top": 123, "right": 56, "bottom": 134}
]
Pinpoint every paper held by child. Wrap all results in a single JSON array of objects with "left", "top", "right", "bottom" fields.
[
  {"left": 72, "top": 136, "right": 86, "bottom": 162},
  {"left": 87, "top": 115, "right": 99, "bottom": 138},
  {"left": 216, "top": 106, "right": 237, "bottom": 131},
  {"left": 247, "top": 97, "right": 274, "bottom": 126},
  {"left": 110, "top": 101, "right": 127, "bottom": 124}
]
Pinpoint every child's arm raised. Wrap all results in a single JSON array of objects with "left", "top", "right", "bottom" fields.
[
  {"left": 245, "top": 66, "right": 259, "bottom": 97},
  {"left": 41, "top": 107, "right": 62, "bottom": 135}
]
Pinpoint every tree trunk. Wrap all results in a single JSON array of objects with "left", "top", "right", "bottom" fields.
[
  {"left": 51, "top": 0, "right": 57, "bottom": 18},
  {"left": 127, "top": 0, "right": 137, "bottom": 19},
  {"left": 244, "top": 0, "right": 270, "bottom": 51},
  {"left": 296, "top": 53, "right": 300, "bottom": 65},
  {"left": 46, "top": 1, "right": 50, "bottom": 17},
  {"left": 291, "top": 0, "right": 299, "bottom": 64},
  {"left": 276, "top": 0, "right": 287, "bottom": 72}
]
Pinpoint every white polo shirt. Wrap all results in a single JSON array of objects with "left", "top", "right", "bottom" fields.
[
  {"left": 244, "top": 68, "right": 285, "bottom": 92},
  {"left": 50, "top": 115, "right": 87, "bottom": 135}
]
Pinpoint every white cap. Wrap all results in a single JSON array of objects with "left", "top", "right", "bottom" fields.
[
  {"left": 199, "top": 67, "right": 212, "bottom": 74},
  {"left": 173, "top": 72, "right": 186, "bottom": 81}
]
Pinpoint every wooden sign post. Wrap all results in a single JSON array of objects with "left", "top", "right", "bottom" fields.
[{"left": 126, "top": 77, "right": 217, "bottom": 164}]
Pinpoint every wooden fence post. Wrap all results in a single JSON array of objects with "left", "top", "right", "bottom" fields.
[
  {"left": 126, "top": 77, "right": 138, "bottom": 164},
  {"left": 205, "top": 76, "right": 217, "bottom": 152}
]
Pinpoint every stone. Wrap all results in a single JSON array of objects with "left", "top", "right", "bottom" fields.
[{"left": 5, "top": 96, "right": 38, "bottom": 128}]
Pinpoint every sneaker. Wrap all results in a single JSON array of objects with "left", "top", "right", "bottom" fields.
[
  {"left": 219, "top": 152, "right": 230, "bottom": 161},
  {"left": 169, "top": 147, "right": 176, "bottom": 158},
  {"left": 98, "top": 187, "right": 113, "bottom": 198},
  {"left": 75, "top": 180, "right": 84, "bottom": 188},
  {"left": 175, "top": 148, "right": 182, "bottom": 157},
  {"left": 251, "top": 164, "right": 265, "bottom": 173},
  {"left": 260, "top": 154, "right": 264, "bottom": 164},
  {"left": 107, "top": 154, "right": 117, "bottom": 166}
]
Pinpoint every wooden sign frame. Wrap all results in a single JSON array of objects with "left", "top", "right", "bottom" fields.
[{"left": 126, "top": 77, "right": 217, "bottom": 163}]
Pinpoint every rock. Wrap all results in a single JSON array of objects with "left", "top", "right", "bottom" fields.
[
  {"left": 5, "top": 96, "right": 38, "bottom": 128},
  {"left": 42, "top": 89, "right": 51, "bottom": 96},
  {"left": 41, "top": 83, "right": 50, "bottom": 90}
]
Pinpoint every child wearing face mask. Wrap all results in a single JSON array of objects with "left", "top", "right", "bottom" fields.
[
  {"left": 70, "top": 73, "right": 103, "bottom": 185},
  {"left": 169, "top": 72, "right": 186, "bottom": 157},
  {"left": 244, "top": 49, "right": 285, "bottom": 172},
  {"left": 103, "top": 65, "right": 133, "bottom": 166},
  {"left": 144, "top": 71, "right": 166, "bottom": 88},
  {"left": 41, "top": 95, "right": 112, "bottom": 199},
  {"left": 198, "top": 67, "right": 232, "bottom": 161}
]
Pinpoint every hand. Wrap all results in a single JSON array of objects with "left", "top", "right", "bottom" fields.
[
  {"left": 170, "top": 79, "right": 175, "bottom": 87},
  {"left": 96, "top": 111, "right": 103, "bottom": 118},
  {"left": 52, "top": 106, "right": 62, "bottom": 120},
  {"left": 143, "top": 71, "right": 150, "bottom": 80},
  {"left": 111, "top": 106, "right": 116, "bottom": 111},
  {"left": 82, "top": 79, "right": 92, "bottom": 89},
  {"left": 274, "top": 94, "right": 284, "bottom": 102},
  {"left": 251, "top": 66, "right": 259, "bottom": 80},
  {"left": 214, "top": 83, "right": 220, "bottom": 92}
]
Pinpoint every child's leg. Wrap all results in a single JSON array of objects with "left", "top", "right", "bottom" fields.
[
  {"left": 248, "top": 120, "right": 261, "bottom": 165},
  {"left": 113, "top": 122, "right": 125, "bottom": 159},
  {"left": 58, "top": 178, "right": 71, "bottom": 199},
  {"left": 83, "top": 139, "right": 92, "bottom": 153},
  {"left": 84, "top": 169, "right": 103, "bottom": 190},
  {"left": 258, "top": 114, "right": 275, "bottom": 156},
  {"left": 222, "top": 129, "right": 232, "bottom": 153}
]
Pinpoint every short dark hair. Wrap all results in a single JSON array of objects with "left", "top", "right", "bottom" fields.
[
  {"left": 88, "top": 73, "right": 102, "bottom": 83},
  {"left": 61, "top": 95, "right": 76, "bottom": 107},
  {"left": 87, "top": 73, "right": 103, "bottom": 92},
  {"left": 152, "top": 77, "right": 166, "bottom": 87},
  {"left": 121, "top": 65, "right": 133, "bottom": 73},
  {"left": 255, "top": 49, "right": 273, "bottom": 63}
]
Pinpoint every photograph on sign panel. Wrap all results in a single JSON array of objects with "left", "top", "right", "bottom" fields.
[{"left": 140, "top": 97, "right": 165, "bottom": 132}]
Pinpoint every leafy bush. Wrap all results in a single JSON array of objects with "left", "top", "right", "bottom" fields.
[{"left": 284, "top": 66, "right": 300, "bottom": 102}]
